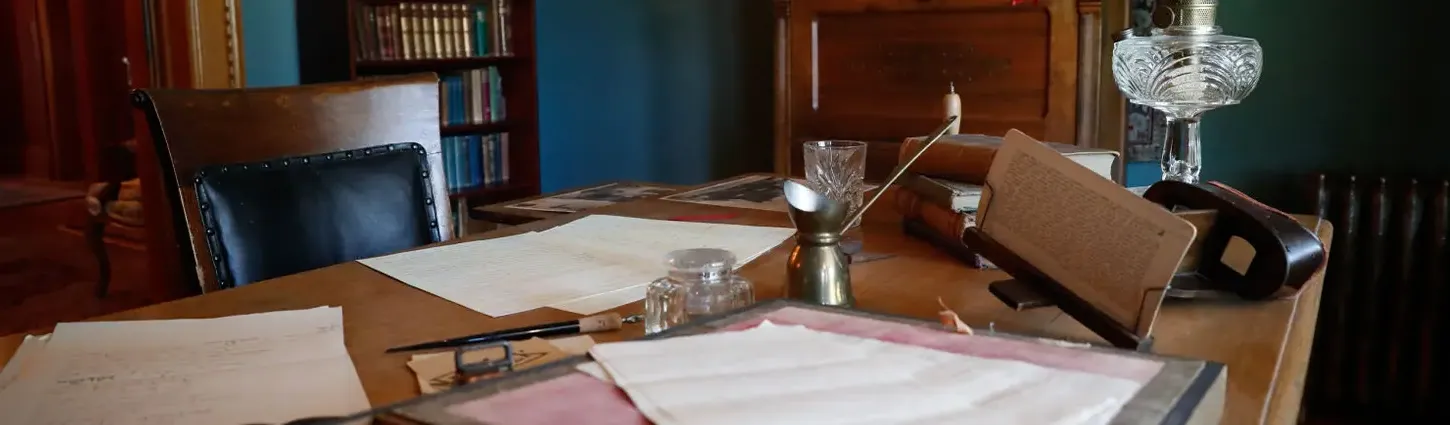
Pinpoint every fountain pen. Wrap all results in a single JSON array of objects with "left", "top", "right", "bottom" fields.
[{"left": 385, "top": 313, "right": 640, "bottom": 353}]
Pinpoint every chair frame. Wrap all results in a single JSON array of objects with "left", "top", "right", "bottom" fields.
[{"left": 130, "top": 73, "right": 455, "bottom": 294}]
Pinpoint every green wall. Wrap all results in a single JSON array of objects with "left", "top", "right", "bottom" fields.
[{"left": 1192, "top": 0, "right": 1434, "bottom": 209}]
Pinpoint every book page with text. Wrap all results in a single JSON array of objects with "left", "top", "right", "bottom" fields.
[{"left": 976, "top": 130, "right": 1195, "bottom": 337}]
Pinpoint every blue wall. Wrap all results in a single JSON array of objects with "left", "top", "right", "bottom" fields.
[
  {"left": 242, "top": 0, "right": 300, "bottom": 87},
  {"left": 534, "top": 0, "right": 774, "bottom": 192}
]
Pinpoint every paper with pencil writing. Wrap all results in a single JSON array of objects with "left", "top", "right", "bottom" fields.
[
  {"left": 586, "top": 321, "right": 1143, "bottom": 425},
  {"left": 0, "top": 307, "right": 369, "bottom": 425},
  {"left": 975, "top": 130, "right": 1196, "bottom": 337}
]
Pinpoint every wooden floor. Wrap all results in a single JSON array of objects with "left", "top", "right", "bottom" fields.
[{"left": 0, "top": 198, "right": 158, "bottom": 335}]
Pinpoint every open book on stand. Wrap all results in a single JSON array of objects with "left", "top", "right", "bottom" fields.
[{"left": 965, "top": 130, "right": 1197, "bottom": 348}]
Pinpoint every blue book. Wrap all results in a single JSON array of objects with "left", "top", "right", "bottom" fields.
[
  {"left": 468, "top": 135, "right": 483, "bottom": 187},
  {"left": 440, "top": 136, "right": 454, "bottom": 190}
]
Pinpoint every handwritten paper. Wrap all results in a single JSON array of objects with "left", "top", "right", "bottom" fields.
[
  {"left": 588, "top": 321, "right": 1143, "bottom": 425},
  {"left": 360, "top": 215, "right": 795, "bottom": 317},
  {"left": 0, "top": 307, "right": 369, "bottom": 425}
]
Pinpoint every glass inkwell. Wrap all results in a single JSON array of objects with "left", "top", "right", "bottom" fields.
[{"left": 644, "top": 248, "right": 754, "bottom": 334}]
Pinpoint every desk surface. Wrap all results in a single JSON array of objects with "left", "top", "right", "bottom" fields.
[{"left": 0, "top": 182, "right": 1331, "bottom": 425}]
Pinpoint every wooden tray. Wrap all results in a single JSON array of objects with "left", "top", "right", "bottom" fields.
[{"left": 360, "top": 300, "right": 1225, "bottom": 425}]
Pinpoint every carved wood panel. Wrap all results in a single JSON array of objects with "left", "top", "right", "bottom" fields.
[{"left": 774, "top": 0, "right": 1080, "bottom": 180}]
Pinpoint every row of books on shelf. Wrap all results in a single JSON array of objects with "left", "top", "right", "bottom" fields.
[
  {"left": 353, "top": 0, "right": 512, "bottom": 62},
  {"left": 441, "top": 67, "right": 505, "bottom": 126},
  {"left": 443, "top": 133, "right": 510, "bottom": 192}
]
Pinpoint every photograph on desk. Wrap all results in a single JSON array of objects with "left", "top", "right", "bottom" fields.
[
  {"left": 661, "top": 174, "right": 794, "bottom": 211},
  {"left": 506, "top": 182, "right": 679, "bottom": 213},
  {"left": 663, "top": 174, "right": 880, "bottom": 212}
]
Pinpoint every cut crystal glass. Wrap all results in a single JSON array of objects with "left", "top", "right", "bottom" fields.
[{"left": 1111, "top": 0, "right": 1261, "bottom": 183}]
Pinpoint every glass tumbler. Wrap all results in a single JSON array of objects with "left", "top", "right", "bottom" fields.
[
  {"left": 644, "top": 248, "right": 754, "bottom": 334},
  {"left": 803, "top": 140, "right": 868, "bottom": 254}
]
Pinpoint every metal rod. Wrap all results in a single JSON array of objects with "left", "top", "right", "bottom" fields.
[{"left": 840, "top": 115, "right": 959, "bottom": 233}]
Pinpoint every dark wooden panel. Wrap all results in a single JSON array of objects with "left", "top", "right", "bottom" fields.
[
  {"left": 814, "top": 9, "right": 1047, "bottom": 122},
  {"left": 0, "top": 1, "right": 28, "bottom": 175},
  {"left": 776, "top": 0, "right": 1079, "bottom": 181}
]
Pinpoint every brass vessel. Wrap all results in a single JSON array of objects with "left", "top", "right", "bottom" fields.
[{"left": 782, "top": 116, "right": 958, "bottom": 307}]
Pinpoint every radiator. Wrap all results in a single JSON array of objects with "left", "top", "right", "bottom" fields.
[{"left": 1306, "top": 174, "right": 1450, "bottom": 420}]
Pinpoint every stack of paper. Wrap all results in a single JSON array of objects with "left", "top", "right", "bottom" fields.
[
  {"left": 359, "top": 215, "right": 796, "bottom": 317},
  {"left": 0, "top": 307, "right": 369, "bottom": 425},
  {"left": 587, "top": 322, "right": 1143, "bottom": 425}
]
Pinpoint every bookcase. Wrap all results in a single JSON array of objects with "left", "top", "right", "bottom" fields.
[{"left": 297, "top": 0, "right": 540, "bottom": 226}]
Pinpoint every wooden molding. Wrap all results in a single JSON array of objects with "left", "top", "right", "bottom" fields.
[
  {"left": 187, "top": 0, "right": 245, "bottom": 88},
  {"left": 1096, "top": 0, "right": 1128, "bottom": 181},
  {"left": 772, "top": 0, "right": 791, "bottom": 174}
]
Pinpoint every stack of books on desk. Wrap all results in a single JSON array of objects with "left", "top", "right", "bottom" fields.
[{"left": 895, "top": 133, "right": 1119, "bottom": 269}]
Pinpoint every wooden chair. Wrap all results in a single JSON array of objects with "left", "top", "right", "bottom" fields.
[{"left": 129, "top": 73, "right": 454, "bottom": 294}]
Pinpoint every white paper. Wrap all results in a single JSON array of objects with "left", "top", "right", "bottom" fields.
[
  {"left": 0, "top": 334, "right": 50, "bottom": 394},
  {"left": 0, "top": 307, "right": 369, "bottom": 425},
  {"left": 360, "top": 232, "right": 658, "bottom": 317},
  {"left": 589, "top": 322, "right": 1142, "bottom": 425},
  {"left": 360, "top": 215, "right": 794, "bottom": 317}
]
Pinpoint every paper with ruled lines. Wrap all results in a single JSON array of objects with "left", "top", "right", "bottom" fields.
[
  {"left": 359, "top": 215, "right": 795, "bottom": 317},
  {"left": 0, "top": 307, "right": 369, "bottom": 425},
  {"left": 588, "top": 321, "right": 1142, "bottom": 425}
]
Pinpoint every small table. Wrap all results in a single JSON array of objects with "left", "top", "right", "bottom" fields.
[{"left": 470, "top": 181, "right": 686, "bottom": 225}]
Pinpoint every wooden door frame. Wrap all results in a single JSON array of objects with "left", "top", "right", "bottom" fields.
[
  {"left": 134, "top": 0, "right": 249, "bottom": 298},
  {"left": 10, "top": 0, "right": 54, "bottom": 179}
]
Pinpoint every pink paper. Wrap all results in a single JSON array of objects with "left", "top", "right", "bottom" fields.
[
  {"left": 720, "top": 307, "right": 1164, "bottom": 383},
  {"left": 446, "top": 373, "right": 649, "bottom": 425},
  {"left": 445, "top": 306, "right": 1163, "bottom": 424}
]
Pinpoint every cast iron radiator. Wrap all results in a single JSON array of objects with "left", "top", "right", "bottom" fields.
[{"left": 1305, "top": 174, "right": 1450, "bottom": 420}]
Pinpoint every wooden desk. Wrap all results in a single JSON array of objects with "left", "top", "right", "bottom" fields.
[{"left": 0, "top": 185, "right": 1330, "bottom": 425}]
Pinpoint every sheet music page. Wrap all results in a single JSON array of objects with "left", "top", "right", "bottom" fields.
[
  {"left": 359, "top": 216, "right": 794, "bottom": 316},
  {"left": 976, "top": 130, "right": 1196, "bottom": 337},
  {"left": 0, "top": 307, "right": 369, "bottom": 425},
  {"left": 588, "top": 322, "right": 1142, "bottom": 425}
]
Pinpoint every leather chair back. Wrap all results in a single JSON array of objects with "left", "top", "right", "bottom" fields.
[{"left": 132, "top": 73, "right": 454, "bottom": 293}]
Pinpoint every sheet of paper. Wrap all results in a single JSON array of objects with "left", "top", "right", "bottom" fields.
[
  {"left": 360, "top": 216, "right": 794, "bottom": 317},
  {"left": 0, "top": 334, "right": 50, "bottom": 394},
  {"left": 976, "top": 130, "right": 1196, "bottom": 337},
  {"left": 0, "top": 307, "right": 369, "bottom": 425},
  {"left": 536, "top": 215, "right": 796, "bottom": 266},
  {"left": 589, "top": 321, "right": 1142, "bottom": 425},
  {"left": 359, "top": 232, "right": 659, "bottom": 317},
  {"left": 407, "top": 336, "right": 596, "bottom": 394}
]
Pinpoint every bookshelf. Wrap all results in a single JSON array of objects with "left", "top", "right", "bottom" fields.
[{"left": 296, "top": 0, "right": 541, "bottom": 216}]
